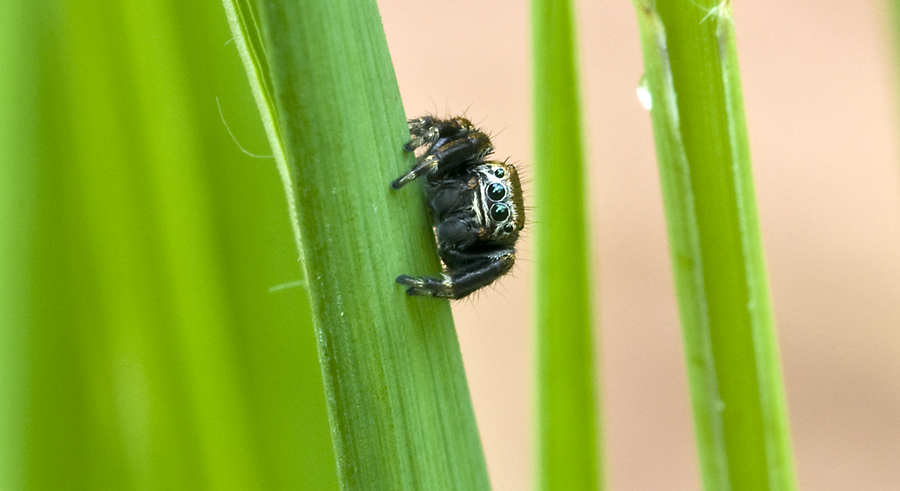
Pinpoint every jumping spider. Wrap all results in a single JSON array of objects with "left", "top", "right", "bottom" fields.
[{"left": 391, "top": 116, "right": 525, "bottom": 299}]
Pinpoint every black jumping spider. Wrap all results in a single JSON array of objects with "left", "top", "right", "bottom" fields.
[{"left": 391, "top": 116, "right": 525, "bottom": 299}]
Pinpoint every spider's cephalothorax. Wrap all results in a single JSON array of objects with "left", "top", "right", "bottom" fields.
[{"left": 391, "top": 116, "right": 525, "bottom": 299}]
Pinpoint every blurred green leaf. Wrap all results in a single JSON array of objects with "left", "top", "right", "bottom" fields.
[
  {"left": 530, "top": 0, "right": 600, "bottom": 489},
  {"left": 0, "top": 0, "right": 337, "bottom": 489}
]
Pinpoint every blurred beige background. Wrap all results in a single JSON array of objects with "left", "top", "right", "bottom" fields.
[{"left": 379, "top": 0, "right": 900, "bottom": 489}]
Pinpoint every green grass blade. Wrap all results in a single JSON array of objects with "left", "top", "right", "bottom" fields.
[
  {"left": 531, "top": 0, "right": 600, "bottom": 489},
  {"left": 632, "top": 2, "right": 796, "bottom": 490},
  {"left": 224, "top": 1, "right": 492, "bottom": 489},
  {"left": 0, "top": 1, "right": 336, "bottom": 489}
]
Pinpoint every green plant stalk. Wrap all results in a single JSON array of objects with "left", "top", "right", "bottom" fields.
[
  {"left": 531, "top": 0, "right": 600, "bottom": 489},
  {"left": 224, "top": 1, "right": 492, "bottom": 489},
  {"left": 632, "top": 2, "right": 796, "bottom": 490}
]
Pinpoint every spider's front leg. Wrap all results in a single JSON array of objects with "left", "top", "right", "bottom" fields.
[
  {"left": 396, "top": 248, "right": 515, "bottom": 300},
  {"left": 391, "top": 118, "right": 493, "bottom": 189},
  {"left": 403, "top": 116, "right": 474, "bottom": 152}
]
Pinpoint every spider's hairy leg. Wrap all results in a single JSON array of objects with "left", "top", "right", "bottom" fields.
[
  {"left": 396, "top": 274, "right": 455, "bottom": 298},
  {"left": 404, "top": 116, "right": 478, "bottom": 150},
  {"left": 443, "top": 250, "right": 515, "bottom": 299},
  {"left": 391, "top": 131, "right": 493, "bottom": 190},
  {"left": 404, "top": 116, "right": 439, "bottom": 152},
  {"left": 397, "top": 249, "right": 515, "bottom": 300},
  {"left": 428, "top": 132, "right": 493, "bottom": 177},
  {"left": 391, "top": 154, "right": 439, "bottom": 189}
]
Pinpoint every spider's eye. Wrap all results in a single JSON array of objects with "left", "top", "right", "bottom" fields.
[
  {"left": 487, "top": 182, "right": 506, "bottom": 201},
  {"left": 490, "top": 203, "right": 510, "bottom": 222},
  {"left": 494, "top": 168, "right": 505, "bottom": 178},
  {"left": 503, "top": 223, "right": 516, "bottom": 234}
]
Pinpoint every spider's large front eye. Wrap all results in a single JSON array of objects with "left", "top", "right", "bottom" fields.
[
  {"left": 487, "top": 182, "right": 506, "bottom": 201},
  {"left": 490, "top": 203, "right": 510, "bottom": 222}
]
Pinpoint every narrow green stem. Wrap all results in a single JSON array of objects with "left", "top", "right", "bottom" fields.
[
  {"left": 632, "top": 2, "right": 796, "bottom": 490},
  {"left": 531, "top": 0, "right": 600, "bottom": 489}
]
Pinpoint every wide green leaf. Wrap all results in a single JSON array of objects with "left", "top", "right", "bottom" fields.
[{"left": 224, "top": 0, "right": 492, "bottom": 489}]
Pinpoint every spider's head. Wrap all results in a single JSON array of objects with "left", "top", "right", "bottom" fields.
[{"left": 475, "top": 161, "right": 525, "bottom": 244}]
